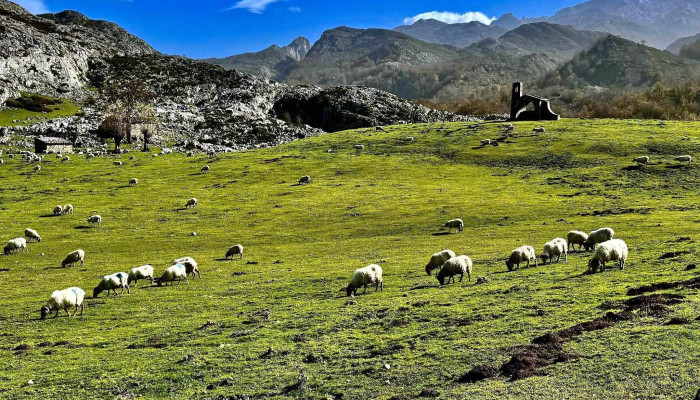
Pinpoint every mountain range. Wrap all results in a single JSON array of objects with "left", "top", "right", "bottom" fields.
[{"left": 204, "top": 0, "right": 700, "bottom": 102}]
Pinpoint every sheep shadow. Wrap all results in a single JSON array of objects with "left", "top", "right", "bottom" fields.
[
  {"left": 665, "top": 164, "right": 689, "bottom": 169},
  {"left": 622, "top": 165, "right": 645, "bottom": 171},
  {"left": 0, "top": 268, "right": 10, "bottom": 272},
  {"left": 409, "top": 284, "right": 441, "bottom": 291},
  {"left": 213, "top": 258, "right": 232, "bottom": 262},
  {"left": 39, "top": 214, "right": 61, "bottom": 218},
  {"left": 43, "top": 266, "right": 64, "bottom": 271},
  {"left": 431, "top": 232, "right": 452, "bottom": 236},
  {"left": 116, "top": 185, "right": 132, "bottom": 189},
  {"left": 559, "top": 271, "right": 592, "bottom": 281},
  {"left": 174, "top": 207, "right": 189, "bottom": 211},
  {"left": 74, "top": 225, "right": 93, "bottom": 230}
]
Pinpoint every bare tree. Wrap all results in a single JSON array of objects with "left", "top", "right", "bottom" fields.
[{"left": 102, "top": 79, "right": 155, "bottom": 144}]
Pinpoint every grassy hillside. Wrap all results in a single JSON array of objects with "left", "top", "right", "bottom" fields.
[{"left": 0, "top": 119, "right": 699, "bottom": 399}]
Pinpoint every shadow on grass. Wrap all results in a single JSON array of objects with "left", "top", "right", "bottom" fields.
[
  {"left": 0, "top": 268, "right": 10, "bottom": 272},
  {"left": 74, "top": 225, "right": 93, "bottom": 230},
  {"left": 666, "top": 164, "right": 689, "bottom": 169},
  {"left": 410, "top": 284, "right": 440, "bottom": 290},
  {"left": 39, "top": 214, "right": 61, "bottom": 218},
  {"left": 431, "top": 232, "right": 452, "bottom": 237}
]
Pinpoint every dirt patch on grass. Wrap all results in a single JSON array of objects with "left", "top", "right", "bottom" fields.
[
  {"left": 460, "top": 293, "right": 685, "bottom": 383},
  {"left": 628, "top": 278, "right": 700, "bottom": 296}
]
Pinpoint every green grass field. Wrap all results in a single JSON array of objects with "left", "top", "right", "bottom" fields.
[
  {"left": 0, "top": 119, "right": 698, "bottom": 399},
  {"left": 0, "top": 98, "right": 81, "bottom": 127}
]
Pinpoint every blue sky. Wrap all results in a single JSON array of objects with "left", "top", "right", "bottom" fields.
[{"left": 16, "top": 0, "right": 582, "bottom": 58}]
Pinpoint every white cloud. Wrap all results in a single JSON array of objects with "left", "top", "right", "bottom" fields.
[
  {"left": 403, "top": 11, "right": 495, "bottom": 26},
  {"left": 229, "top": 0, "right": 282, "bottom": 14},
  {"left": 288, "top": 6, "right": 301, "bottom": 12},
  {"left": 14, "top": 0, "right": 49, "bottom": 14}
]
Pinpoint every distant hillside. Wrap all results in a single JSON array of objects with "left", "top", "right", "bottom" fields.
[
  {"left": 473, "top": 23, "right": 606, "bottom": 62},
  {"left": 393, "top": 19, "right": 506, "bottom": 48},
  {"left": 202, "top": 37, "right": 311, "bottom": 81},
  {"left": 679, "top": 39, "right": 700, "bottom": 61},
  {"left": 545, "top": 35, "right": 700, "bottom": 88},
  {"left": 667, "top": 33, "right": 700, "bottom": 55}
]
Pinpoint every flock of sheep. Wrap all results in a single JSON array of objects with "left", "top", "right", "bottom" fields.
[
  {"left": 0, "top": 126, "right": 690, "bottom": 319},
  {"left": 2, "top": 199, "right": 243, "bottom": 319}
]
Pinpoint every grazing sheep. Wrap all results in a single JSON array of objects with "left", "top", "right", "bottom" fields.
[
  {"left": 437, "top": 255, "right": 473, "bottom": 284},
  {"left": 354, "top": 145, "right": 365, "bottom": 151},
  {"left": 62, "top": 204, "right": 74, "bottom": 215},
  {"left": 40, "top": 287, "right": 85, "bottom": 319},
  {"left": 375, "top": 126, "right": 385, "bottom": 132},
  {"left": 633, "top": 156, "right": 650, "bottom": 165},
  {"left": 114, "top": 161, "right": 123, "bottom": 166},
  {"left": 201, "top": 165, "right": 210, "bottom": 173},
  {"left": 53, "top": 205, "right": 63, "bottom": 215},
  {"left": 346, "top": 264, "right": 383, "bottom": 296},
  {"left": 9, "top": 154, "right": 14, "bottom": 159},
  {"left": 24, "top": 228, "right": 41, "bottom": 243},
  {"left": 129, "top": 155, "right": 136, "bottom": 161},
  {"left": 675, "top": 155, "right": 692, "bottom": 165},
  {"left": 225, "top": 245, "right": 244, "bottom": 260},
  {"left": 403, "top": 137, "right": 415, "bottom": 142},
  {"left": 588, "top": 239, "right": 628, "bottom": 273},
  {"left": 34, "top": 165, "right": 41, "bottom": 172},
  {"left": 4, "top": 238, "right": 28, "bottom": 254},
  {"left": 425, "top": 249, "right": 456, "bottom": 276},
  {"left": 567, "top": 231, "right": 589, "bottom": 252},
  {"left": 185, "top": 198, "right": 198, "bottom": 208},
  {"left": 93, "top": 272, "right": 130, "bottom": 298},
  {"left": 156, "top": 263, "right": 188, "bottom": 286},
  {"left": 0, "top": 159, "right": 3, "bottom": 164},
  {"left": 128, "top": 265, "right": 155, "bottom": 286},
  {"left": 152, "top": 153, "right": 158, "bottom": 157},
  {"left": 299, "top": 175, "right": 312, "bottom": 185},
  {"left": 62, "top": 249, "right": 85, "bottom": 268},
  {"left": 480, "top": 139, "right": 492, "bottom": 146},
  {"left": 61, "top": 156, "right": 70, "bottom": 162},
  {"left": 86, "top": 154, "right": 94, "bottom": 159},
  {"left": 506, "top": 246, "right": 537, "bottom": 271},
  {"left": 444, "top": 218, "right": 464, "bottom": 233},
  {"left": 172, "top": 257, "right": 200, "bottom": 279},
  {"left": 129, "top": 178, "right": 138, "bottom": 186},
  {"left": 542, "top": 238, "right": 568, "bottom": 264},
  {"left": 584, "top": 228, "right": 615, "bottom": 251},
  {"left": 533, "top": 127, "right": 546, "bottom": 133},
  {"left": 87, "top": 215, "right": 102, "bottom": 227}
]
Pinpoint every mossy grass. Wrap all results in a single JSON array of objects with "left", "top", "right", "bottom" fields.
[{"left": 0, "top": 119, "right": 698, "bottom": 399}]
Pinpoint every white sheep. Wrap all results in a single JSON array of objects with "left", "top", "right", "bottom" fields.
[
  {"left": 675, "top": 155, "right": 692, "bottom": 165},
  {"left": 444, "top": 218, "right": 464, "bottom": 233},
  {"left": 185, "top": 198, "right": 198, "bottom": 208},
  {"left": 225, "top": 245, "right": 244, "bottom": 260},
  {"left": 584, "top": 227, "right": 615, "bottom": 251},
  {"left": 354, "top": 145, "right": 365, "bottom": 151},
  {"left": 299, "top": 175, "right": 312, "bottom": 185},
  {"left": 480, "top": 139, "right": 492, "bottom": 146},
  {"left": 633, "top": 156, "right": 649, "bottom": 165},
  {"left": 588, "top": 239, "right": 628, "bottom": 273},
  {"left": 437, "top": 255, "right": 473, "bottom": 284},
  {"left": 62, "top": 204, "right": 74, "bottom": 215},
  {"left": 533, "top": 127, "right": 546, "bottom": 133},
  {"left": 129, "top": 155, "right": 136, "bottom": 161},
  {"left": 425, "top": 249, "right": 456, "bottom": 276},
  {"left": 403, "top": 137, "right": 415, "bottom": 142},
  {"left": 34, "top": 165, "right": 41, "bottom": 172},
  {"left": 567, "top": 230, "right": 589, "bottom": 252},
  {"left": 542, "top": 238, "right": 568, "bottom": 264},
  {"left": 201, "top": 165, "right": 210, "bottom": 173},
  {"left": 24, "top": 228, "right": 41, "bottom": 243},
  {"left": 87, "top": 215, "right": 102, "bottom": 227},
  {"left": 62, "top": 249, "right": 85, "bottom": 268},
  {"left": 0, "top": 159, "right": 3, "bottom": 164},
  {"left": 93, "top": 272, "right": 130, "bottom": 298},
  {"left": 129, "top": 178, "right": 138, "bottom": 186},
  {"left": 128, "top": 265, "right": 155, "bottom": 286},
  {"left": 61, "top": 156, "right": 70, "bottom": 162},
  {"left": 156, "top": 263, "right": 189, "bottom": 286},
  {"left": 506, "top": 245, "right": 537, "bottom": 271},
  {"left": 346, "top": 264, "right": 383, "bottom": 296},
  {"left": 114, "top": 161, "right": 123, "bottom": 166},
  {"left": 53, "top": 205, "right": 63, "bottom": 215},
  {"left": 40, "top": 287, "right": 85, "bottom": 319},
  {"left": 4, "top": 238, "right": 28, "bottom": 254},
  {"left": 172, "top": 257, "right": 200, "bottom": 279}
]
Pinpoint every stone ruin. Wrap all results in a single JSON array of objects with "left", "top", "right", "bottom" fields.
[{"left": 510, "top": 82, "right": 560, "bottom": 121}]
